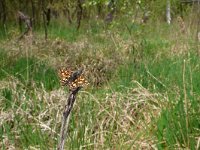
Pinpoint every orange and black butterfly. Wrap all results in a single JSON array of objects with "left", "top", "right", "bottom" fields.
[{"left": 58, "top": 68, "right": 88, "bottom": 90}]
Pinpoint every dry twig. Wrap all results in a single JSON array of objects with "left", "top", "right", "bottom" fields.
[
  {"left": 57, "top": 87, "right": 81, "bottom": 150},
  {"left": 17, "top": 11, "right": 32, "bottom": 40}
]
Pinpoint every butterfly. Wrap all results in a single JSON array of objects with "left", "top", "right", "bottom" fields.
[{"left": 58, "top": 68, "right": 89, "bottom": 90}]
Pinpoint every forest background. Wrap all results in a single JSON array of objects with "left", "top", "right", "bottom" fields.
[{"left": 0, "top": 0, "right": 200, "bottom": 149}]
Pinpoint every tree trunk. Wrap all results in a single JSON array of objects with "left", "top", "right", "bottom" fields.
[
  {"left": 45, "top": 8, "right": 51, "bottom": 26},
  {"left": 63, "top": 6, "right": 72, "bottom": 24},
  {"left": 105, "top": 0, "right": 116, "bottom": 23},
  {"left": 166, "top": 0, "right": 171, "bottom": 24},
  {"left": 0, "top": 0, "right": 6, "bottom": 25},
  {"left": 97, "top": 3, "right": 102, "bottom": 18},
  {"left": 31, "top": 0, "right": 35, "bottom": 27},
  {"left": 197, "top": 0, "right": 200, "bottom": 42},
  {"left": 41, "top": 0, "right": 48, "bottom": 40},
  {"left": 77, "top": 0, "right": 83, "bottom": 30}
]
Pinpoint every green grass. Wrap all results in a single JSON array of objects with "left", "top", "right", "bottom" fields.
[
  {"left": 1, "top": 88, "right": 12, "bottom": 110},
  {"left": 0, "top": 17, "right": 200, "bottom": 149},
  {"left": 48, "top": 24, "right": 79, "bottom": 42},
  {"left": 0, "top": 55, "right": 59, "bottom": 91},
  {"left": 0, "top": 25, "right": 8, "bottom": 40},
  {"left": 113, "top": 49, "right": 200, "bottom": 149},
  {"left": 156, "top": 95, "right": 200, "bottom": 149}
]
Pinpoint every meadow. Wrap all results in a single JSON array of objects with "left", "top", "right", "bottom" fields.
[{"left": 0, "top": 15, "right": 200, "bottom": 149}]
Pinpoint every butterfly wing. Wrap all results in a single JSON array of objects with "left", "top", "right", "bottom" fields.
[
  {"left": 58, "top": 68, "right": 73, "bottom": 86},
  {"left": 69, "top": 75, "right": 89, "bottom": 90}
]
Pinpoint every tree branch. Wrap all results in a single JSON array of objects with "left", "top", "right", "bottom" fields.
[
  {"left": 17, "top": 11, "right": 32, "bottom": 40},
  {"left": 57, "top": 87, "right": 81, "bottom": 150}
]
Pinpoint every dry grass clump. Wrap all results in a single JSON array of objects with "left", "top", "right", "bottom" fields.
[
  {"left": 1, "top": 34, "right": 127, "bottom": 86},
  {"left": 0, "top": 75, "right": 166, "bottom": 149},
  {"left": 0, "top": 77, "right": 64, "bottom": 149},
  {"left": 80, "top": 81, "right": 166, "bottom": 149}
]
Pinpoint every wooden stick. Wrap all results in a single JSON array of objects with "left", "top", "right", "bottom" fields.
[{"left": 57, "top": 87, "right": 81, "bottom": 150}]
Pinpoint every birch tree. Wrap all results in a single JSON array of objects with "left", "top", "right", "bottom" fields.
[{"left": 166, "top": 0, "right": 171, "bottom": 24}]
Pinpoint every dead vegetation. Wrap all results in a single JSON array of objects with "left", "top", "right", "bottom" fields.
[
  {"left": 1, "top": 33, "right": 131, "bottom": 87},
  {"left": 0, "top": 76, "right": 165, "bottom": 149}
]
